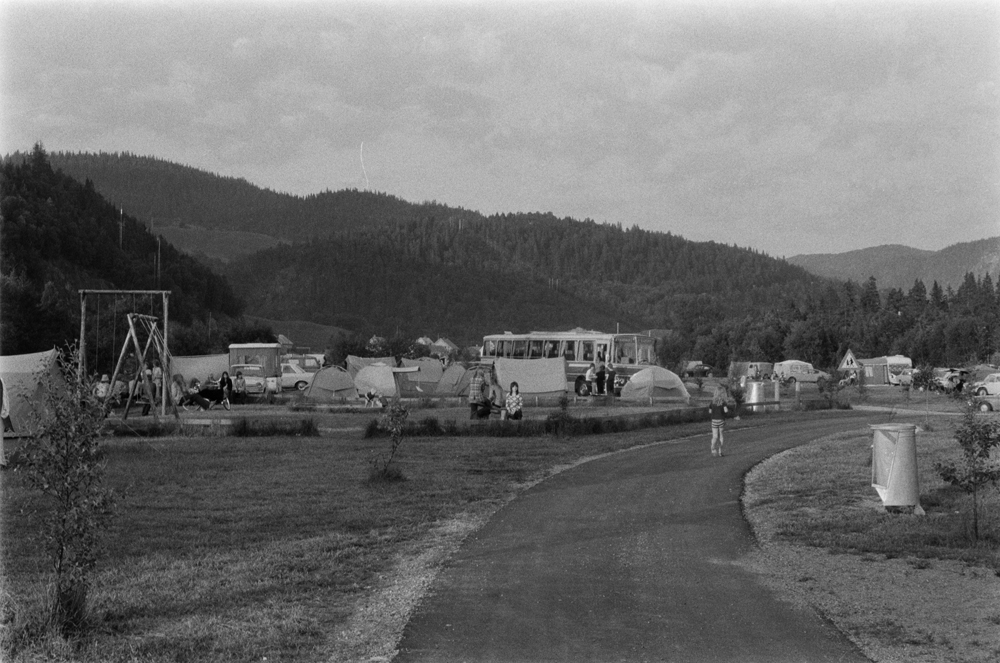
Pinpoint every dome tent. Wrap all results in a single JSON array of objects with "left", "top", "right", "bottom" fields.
[
  {"left": 620, "top": 366, "right": 690, "bottom": 402},
  {"left": 305, "top": 366, "right": 355, "bottom": 402}
]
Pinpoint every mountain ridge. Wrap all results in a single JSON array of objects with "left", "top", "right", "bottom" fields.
[{"left": 788, "top": 238, "right": 1000, "bottom": 291}]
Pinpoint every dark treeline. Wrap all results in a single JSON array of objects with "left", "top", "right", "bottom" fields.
[
  {"left": 228, "top": 215, "right": 1000, "bottom": 370},
  {"left": 39, "top": 151, "right": 475, "bottom": 240},
  {"left": 0, "top": 145, "right": 271, "bottom": 364}
]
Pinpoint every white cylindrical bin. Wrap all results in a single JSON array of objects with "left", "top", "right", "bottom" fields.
[
  {"left": 745, "top": 381, "right": 765, "bottom": 412},
  {"left": 870, "top": 423, "right": 924, "bottom": 515}
]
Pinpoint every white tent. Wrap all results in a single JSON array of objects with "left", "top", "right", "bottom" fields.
[
  {"left": 305, "top": 366, "right": 355, "bottom": 402},
  {"left": 620, "top": 366, "right": 690, "bottom": 402},
  {"left": 434, "top": 364, "right": 471, "bottom": 397},
  {"left": 0, "top": 349, "right": 62, "bottom": 436},
  {"left": 354, "top": 364, "right": 399, "bottom": 398},
  {"left": 492, "top": 357, "right": 567, "bottom": 396}
]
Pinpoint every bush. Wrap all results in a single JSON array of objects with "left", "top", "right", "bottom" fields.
[
  {"left": 230, "top": 418, "right": 319, "bottom": 437},
  {"left": 935, "top": 409, "right": 1000, "bottom": 541},
  {"left": 16, "top": 347, "right": 115, "bottom": 637}
]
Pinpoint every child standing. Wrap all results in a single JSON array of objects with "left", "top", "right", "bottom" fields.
[{"left": 708, "top": 387, "right": 730, "bottom": 457}]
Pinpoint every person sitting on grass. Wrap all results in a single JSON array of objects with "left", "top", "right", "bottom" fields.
[{"left": 504, "top": 381, "right": 523, "bottom": 421}]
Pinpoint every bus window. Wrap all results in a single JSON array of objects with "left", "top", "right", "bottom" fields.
[
  {"left": 562, "top": 340, "right": 576, "bottom": 360},
  {"left": 485, "top": 340, "right": 497, "bottom": 358},
  {"left": 596, "top": 344, "right": 609, "bottom": 363},
  {"left": 582, "top": 341, "right": 594, "bottom": 361},
  {"left": 528, "top": 340, "right": 544, "bottom": 358},
  {"left": 512, "top": 340, "right": 527, "bottom": 358},
  {"left": 616, "top": 340, "right": 637, "bottom": 365},
  {"left": 544, "top": 341, "right": 559, "bottom": 358},
  {"left": 497, "top": 340, "right": 509, "bottom": 358}
]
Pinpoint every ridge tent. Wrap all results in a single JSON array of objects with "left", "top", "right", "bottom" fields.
[
  {"left": 171, "top": 354, "right": 230, "bottom": 385},
  {"left": 346, "top": 355, "right": 397, "bottom": 378},
  {"left": 0, "top": 349, "right": 62, "bottom": 436},
  {"left": 434, "top": 364, "right": 472, "bottom": 397},
  {"left": 399, "top": 358, "right": 445, "bottom": 396},
  {"left": 305, "top": 366, "right": 355, "bottom": 402},
  {"left": 620, "top": 366, "right": 690, "bottom": 402},
  {"left": 851, "top": 354, "right": 913, "bottom": 385},
  {"left": 353, "top": 364, "right": 418, "bottom": 399},
  {"left": 492, "top": 357, "right": 567, "bottom": 397}
]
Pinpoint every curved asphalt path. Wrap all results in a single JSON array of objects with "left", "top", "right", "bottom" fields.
[{"left": 396, "top": 411, "right": 888, "bottom": 663}]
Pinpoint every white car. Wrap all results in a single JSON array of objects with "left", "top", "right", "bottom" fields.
[
  {"left": 280, "top": 363, "right": 315, "bottom": 391},
  {"left": 971, "top": 373, "right": 1000, "bottom": 397}
]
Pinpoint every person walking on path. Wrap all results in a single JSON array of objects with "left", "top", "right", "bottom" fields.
[
  {"left": 708, "top": 387, "right": 731, "bottom": 456},
  {"left": 504, "top": 382, "right": 523, "bottom": 420},
  {"left": 0, "top": 377, "right": 10, "bottom": 469}
]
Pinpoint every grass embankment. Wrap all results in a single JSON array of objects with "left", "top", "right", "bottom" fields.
[
  {"left": 1, "top": 418, "right": 711, "bottom": 662},
  {"left": 744, "top": 422, "right": 1000, "bottom": 568}
]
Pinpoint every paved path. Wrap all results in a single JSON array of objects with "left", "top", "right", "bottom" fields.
[{"left": 397, "top": 412, "right": 884, "bottom": 662}]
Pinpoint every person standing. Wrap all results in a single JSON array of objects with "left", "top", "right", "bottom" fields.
[
  {"left": 0, "top": 377, "right": 10, "bottom": 468},
  {"left": 708, "top": 387, "right": 731, "bottom": 457},
  {"left": 504, "top": 382, "right": 523, "bottom": 421},
  {"left": 585, "top": 363, "right": 596, "bottom": 396},
  {"left": 596, "top": 362, "right": 607, "bottom": 395},
  {"left": 468, "top": 367, "right": 487, "bottom": 420},
  {"left": 606, "top": 364, "right": 617, "bottom": 398}
]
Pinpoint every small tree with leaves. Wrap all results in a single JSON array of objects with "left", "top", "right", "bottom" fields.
[
  {"left": 935, "top": 408, "right": 1000, "bottom": 542},
  {"left": 18, "top": 347, "right": 115, "bottom": 635},
  {"left": 370, "top": 398, "right": 409, "bottom": 481}
]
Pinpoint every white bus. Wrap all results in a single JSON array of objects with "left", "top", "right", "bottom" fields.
[{"left": 481, "top": 330, "right": 657, "bottom": 395}]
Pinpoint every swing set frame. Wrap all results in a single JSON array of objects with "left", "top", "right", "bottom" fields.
[{"left": 78, "top": 289, "right": 175, "bottom": 420}]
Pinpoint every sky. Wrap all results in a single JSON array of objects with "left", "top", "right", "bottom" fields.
[{"left": 2, "top": 0, "right": 998, "bottom": 257}]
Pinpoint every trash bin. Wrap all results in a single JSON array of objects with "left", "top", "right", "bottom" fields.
[
  {"left": 744, "top": 380, "right": 778, "bottom": 412},
  {"left": 870, "top": 423, "right": 924, "bottom": 515}
]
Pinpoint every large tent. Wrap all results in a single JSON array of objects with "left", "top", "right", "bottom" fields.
[
  {"left": 354, "top": 364, "right": 420, "bottom": 399},
  {"left": 434, "top": 364, "right": 472, "bottom": 397},
  {"left": 399, "top": 357, "right": 446, "bottom": 396},
  {"left": 170, "top": 354, "right": 230, "bottom": 384},
  {"left": 492, "top": 357, "right": 567, "bottom": 396},
  {"left": 305, "top": 366, "right": 355, "bottom": 402},
  {"left": 620, "top": 366, "right": 690, "bottom": 402},
  {"left": 346, "top": 355, "right": 397, "bottom": 378},
  {"left": 0, "top": 349, "right": 62, "bottom": 436}
]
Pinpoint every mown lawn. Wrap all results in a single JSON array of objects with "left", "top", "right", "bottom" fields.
[
  {"left": 744, "top": 416, "right": 1000, "bottom": 568},
  {"left": 1, "top": 417, "right": 711, "bottom": 662}
]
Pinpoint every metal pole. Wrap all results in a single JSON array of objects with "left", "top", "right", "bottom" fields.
[
  {"left": 162, "top": 292, "right": 170, "bottom": 418},
  {"left": 79, "top": 291, "right": 87, "bottom": 381}
]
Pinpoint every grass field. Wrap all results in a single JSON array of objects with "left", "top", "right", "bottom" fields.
[
  {"left": 1, "top": 406, "right": 715, "bottom": 662},
  {"left": 1, "top": 386, "right": 993, "bottom": 662}
]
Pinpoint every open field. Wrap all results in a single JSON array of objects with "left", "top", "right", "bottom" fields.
[
  {"left": 2, "top": 387, "right": 994, "bottom": 662},
  {"left": 1, "top": 403, "right": 722, "bottom": 662}
]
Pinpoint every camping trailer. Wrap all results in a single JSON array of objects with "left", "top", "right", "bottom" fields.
[{"left": 229, "top": 343, "right": 282, "bottom": 392}]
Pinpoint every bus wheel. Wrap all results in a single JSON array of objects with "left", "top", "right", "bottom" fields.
[{"left": 575, "top": 378, "right": 590, "bottom": 396}]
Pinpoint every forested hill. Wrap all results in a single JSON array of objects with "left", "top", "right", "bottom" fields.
[
  {"left": 38, "top": 151, "right": 477, "bottom": 241},
  {"left": 226, "top": 215, "right": 824, "bottom": 344},
  {"left": 0, "top": 146, "right": 246, "bottom": 356}
]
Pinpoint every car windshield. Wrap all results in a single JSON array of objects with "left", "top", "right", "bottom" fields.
[{"left": 239, "top": 367, "right": 264, "bottom": 377}]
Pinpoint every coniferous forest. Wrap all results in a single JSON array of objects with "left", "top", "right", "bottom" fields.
[{"left": 3, "top": 147, "right": 999, "bottom": 373}]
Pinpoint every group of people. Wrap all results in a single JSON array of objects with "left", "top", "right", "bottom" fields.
[
  {"left": 170, "top": 371, "right": 246, "bottom": 411},
  {"left": 467, "top": 365, "right": 523, "bottom": 421},
  {"left": 583, "top": 361, "right": 616, "bottom": 396}
]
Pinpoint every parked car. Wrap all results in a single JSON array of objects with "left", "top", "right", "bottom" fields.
[
  {"left": 684, "top": 364, "right": 716, "bottom": 378},
  {"left": 971, "top": 372, "right": 1000, "bottom": 397},
  {"left": 773, "top": 360, "right": 831, "bottom": 386},
  {"left": 931, "top": 368, "right": 970, "bottom": 392},
  {"left": 888, "top": 368, "right": 918, "bottom": 387},
  {"left": 229, "top": 364, "right": 268, "bottom": 395},
  {"left": 280, "top": 362, "right": 315, "bottom": 391}
]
